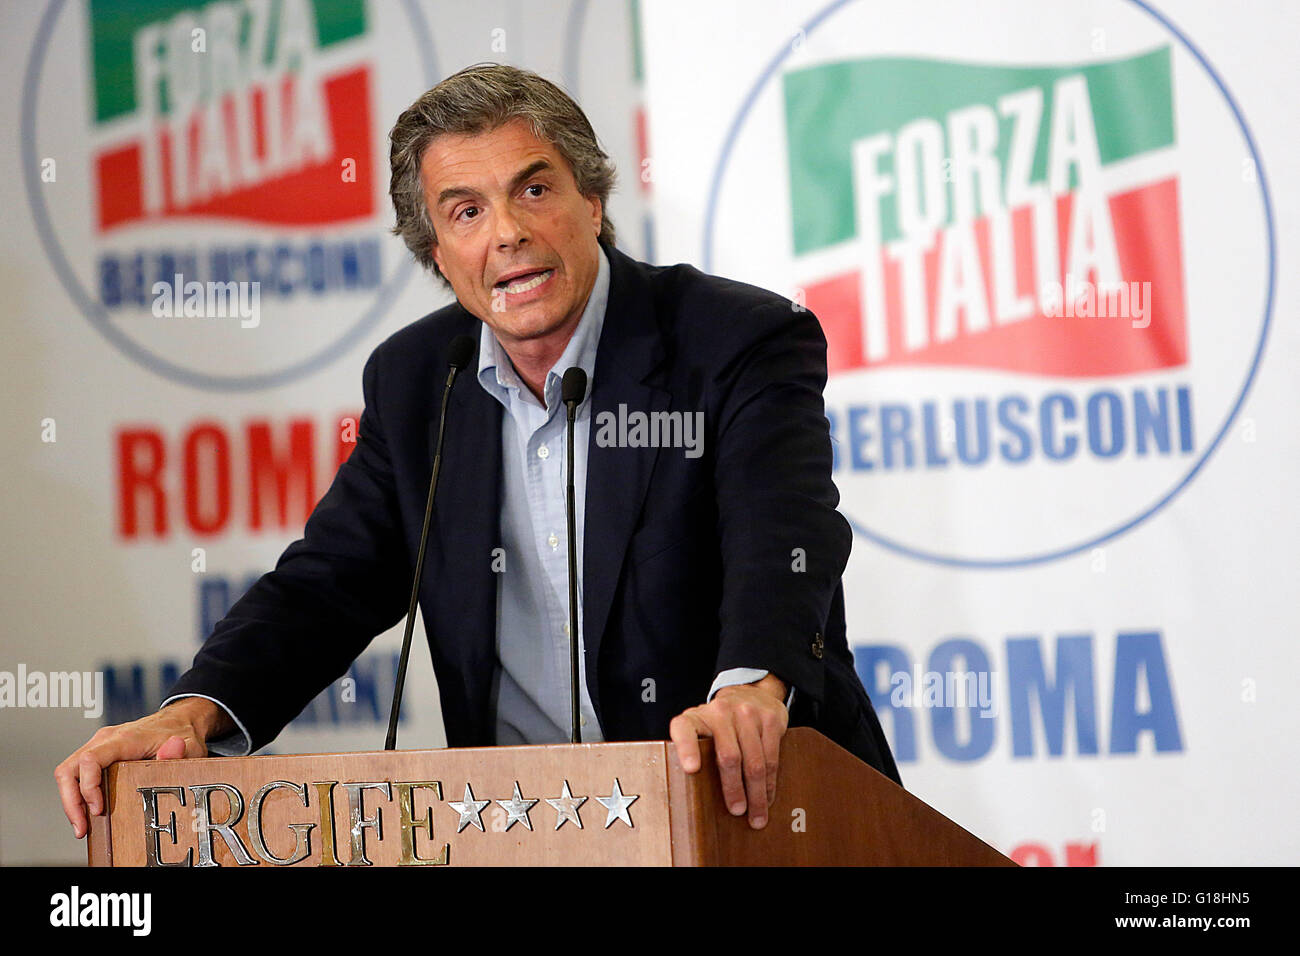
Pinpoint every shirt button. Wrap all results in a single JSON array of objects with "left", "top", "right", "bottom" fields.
[
  {"left": 537, "top": 445, "right": 550, "bottom": 459},
  {"left": 580, "top": 715, "right": 587, "bottom": 727},
  {"left": 548, "top": 533, "right": 559, "bottom": 549},
  {"left": 563, "top": 622, "right": 570, "bottom": 636}
]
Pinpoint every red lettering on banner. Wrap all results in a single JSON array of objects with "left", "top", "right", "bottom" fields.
[
  {"left": 1008, "top": 840, "right": 1102, "bottom": 866},
  {"left": 117, "top": 428, "right": 167, "bottom": 537},
  {"left": 114, "top": 413, "right": 360, "bottom": 540},
  {"left": 1064, "top": 841, "right": 1100, "bottom": 867},
  {"left": 1009, "top": 842, "right": 1054, "bottom": 866},
  {"left": 183, "top": 423, "right": 231, "bottom": 535},
  {"left": 247, "top": 420, "right": 315, "bottom": 532}
]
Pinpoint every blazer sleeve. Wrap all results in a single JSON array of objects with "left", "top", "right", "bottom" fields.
[
  {"left": 165, "top": 348, "right": 413, "bottom": 752},
  {"left": 708, "top": 301, "right": 851, "bottom": 707}
]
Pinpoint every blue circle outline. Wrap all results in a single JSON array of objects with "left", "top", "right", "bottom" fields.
[
  {"left": 702, "top": 0, "right": 1275, "bottom": 569},
  {"left": 21, "top": 0, "right": 440, "bottom": 392}
]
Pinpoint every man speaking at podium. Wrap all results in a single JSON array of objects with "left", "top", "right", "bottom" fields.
[{"left": 57, "top": 64, "right": 900, "bottom": 842}]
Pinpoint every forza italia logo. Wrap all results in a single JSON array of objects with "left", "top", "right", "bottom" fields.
[
  {"left": 24, "top": 0, "right": 437, "bottom": 389},
  {"left": 784, "top": 48, "right": 1186, "bottom": 378},
  {"left": 90, "top": 0, "right": 374, "bottom": 231},
  {"left": 704, "top": 0, "right": 1272, "bottom": 565}
]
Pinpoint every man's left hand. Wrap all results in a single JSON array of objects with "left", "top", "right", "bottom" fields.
[{"left": 669, "top": 674, "right": 789, "bottom": 829}]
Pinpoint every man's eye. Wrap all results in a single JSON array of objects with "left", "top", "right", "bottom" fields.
[
  {"left": 456, "top": 206, "right": 479, "bottom": 222},
  {"left": 525, "top": 184, "right": 547, "bottom": 197}
]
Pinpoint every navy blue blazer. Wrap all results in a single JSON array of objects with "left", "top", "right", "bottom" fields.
[{"left": 170, "top": 243, "right": 901, "bottom": 785}]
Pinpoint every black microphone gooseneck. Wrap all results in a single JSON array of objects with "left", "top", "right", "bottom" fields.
[
  {"left": 561, "top": 367, "right": 588, "bottom": 744},
  {"left": 385, "top": 334, "right": 476, "bottom": 751}
]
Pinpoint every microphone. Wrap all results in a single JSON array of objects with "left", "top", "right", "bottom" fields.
[
  {"left": 385, "top": 333, "right": 476, "bottom": 750},
  {"left": 561, "top": 367, "right": 588, "bottom": 744},
  {"left": 446, "top": 334, "right": 477, "bottom": 373}
]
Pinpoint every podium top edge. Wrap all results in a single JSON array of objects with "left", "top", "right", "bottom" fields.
[{"left": 112, "top": 738, "right": 674, "bottom": 771}]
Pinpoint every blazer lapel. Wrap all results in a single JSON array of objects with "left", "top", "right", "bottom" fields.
[
  {"left": 582, "top": 246, "right": 669, "bottom": 724},
  {"left": 428, "top": 312, "right": 502, "bottom": 744}
]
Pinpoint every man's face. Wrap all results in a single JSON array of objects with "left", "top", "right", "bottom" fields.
[{"left": 421, "top": 118, "right": 603, "bottom": 348}]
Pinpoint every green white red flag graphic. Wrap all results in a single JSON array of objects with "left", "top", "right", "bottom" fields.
[
  {"left": 783, "top": 47, "right": 1186, "bottom": 377},
  {"left": 90, "top": 0, "right": 374, "bottom": 232}
]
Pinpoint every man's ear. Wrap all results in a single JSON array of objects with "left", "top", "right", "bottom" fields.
[
  {"left": 589, "top": 195, "right": 603, "bottom": 237},
  {"left": 431, "top": 238, "right": 443, "bottom": 275}
]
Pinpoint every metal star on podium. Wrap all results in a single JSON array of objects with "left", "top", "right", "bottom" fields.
[
  {"left": 545, "top": 780, "right": 587, "bottom": 830},
  {"left": 595, "top": 778, "right": 638, "bottom": 829},
  {"left": 448, "top": 782, "right": 490, "bottom": 833},
  {"left": 497, "top": 781, "right": 539, "bottom": 831}
]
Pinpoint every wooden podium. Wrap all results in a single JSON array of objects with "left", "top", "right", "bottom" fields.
[{"left": 87, "top": 728, "right": 1013, "bottom": 866}]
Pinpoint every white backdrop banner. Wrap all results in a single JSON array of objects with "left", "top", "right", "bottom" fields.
[{"left": 640, "top": 0, "right": 1298, "bottom": 865}]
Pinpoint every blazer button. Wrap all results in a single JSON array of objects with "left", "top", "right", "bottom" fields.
[{"left": 811, "top": 632, "right": 824, "bottom": 659}]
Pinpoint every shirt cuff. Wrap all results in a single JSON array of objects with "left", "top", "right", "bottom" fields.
[
  {"left": 161, "top": 693, "right": 253, "bottom": 757},
  {"left": 708, "top": 669, "right": 796, "bottom": 709}
]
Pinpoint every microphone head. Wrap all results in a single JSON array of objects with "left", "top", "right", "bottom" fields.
[
  {"left": 561, "top": 366, "right": 588, "bottom": 405},
  {"left": 447, "top": 334, "right": 476, "bottom": 370}
]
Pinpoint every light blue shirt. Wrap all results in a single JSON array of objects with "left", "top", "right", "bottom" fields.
[
  {"left": 476, "top": 248, "right": 603, "bottom": 743},
  {"left": 477, "top": 245, "right": 777, "bottom": 744}
]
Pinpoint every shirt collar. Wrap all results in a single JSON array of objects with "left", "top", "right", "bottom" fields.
[{"left": 477, "top": 243, "right": 609, "bottom": 413}]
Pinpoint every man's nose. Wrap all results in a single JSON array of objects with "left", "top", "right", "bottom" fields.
[{"left": 494, "top": 204, "right": 530, "bottom": 248}]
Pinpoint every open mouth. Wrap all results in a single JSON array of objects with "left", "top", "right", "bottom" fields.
[{"left": 495, "top": 269, "right": 554, "bottom": 295}]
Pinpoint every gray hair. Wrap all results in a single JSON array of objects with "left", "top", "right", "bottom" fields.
[{"left": 389, "top": 63, "right": 617, "bottom": 284}]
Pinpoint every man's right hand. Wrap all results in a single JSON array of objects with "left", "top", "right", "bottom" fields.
[{"left": 55, "top": 697, "right": 232, "bottom": 839}]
